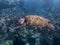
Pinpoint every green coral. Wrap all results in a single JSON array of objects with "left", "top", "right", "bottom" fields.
[{"left": 4, "top": 40, "right": 13, "bottom": 45}]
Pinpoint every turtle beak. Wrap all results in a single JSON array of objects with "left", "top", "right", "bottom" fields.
[{"left": 19, "top": 18, "right": 25, "bottom": 25}]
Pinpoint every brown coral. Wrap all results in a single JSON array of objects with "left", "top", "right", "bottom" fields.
[{"left": 19, "top": 15, "right": 55, "bottom": 30}]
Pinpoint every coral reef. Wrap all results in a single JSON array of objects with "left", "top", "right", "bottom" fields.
[{"left": 0, "top": 0, "right": 60, "bottom": 45}]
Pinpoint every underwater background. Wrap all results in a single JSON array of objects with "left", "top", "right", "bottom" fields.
[{"left": 0, "top": 0, "right": 60, "bottom": 45}]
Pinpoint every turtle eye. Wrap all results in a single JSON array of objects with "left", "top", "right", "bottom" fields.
[
  {"left": 48, "top": 21, "right": 51, "bottom": 23},
  {"left": 24, "top": 19, "right": 27, "bottom": 22}
]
